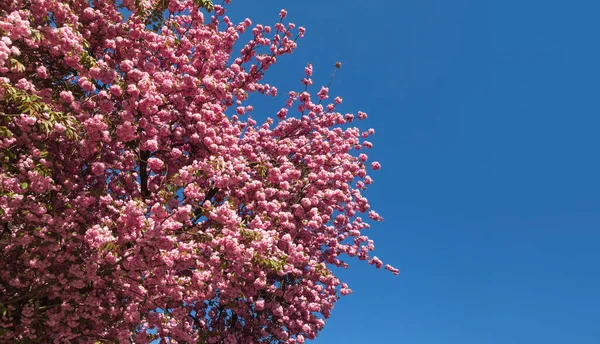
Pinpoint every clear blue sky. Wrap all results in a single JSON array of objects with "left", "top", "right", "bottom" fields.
[{"left": 226, "top": 1, "right": 600, "bottom": 343}]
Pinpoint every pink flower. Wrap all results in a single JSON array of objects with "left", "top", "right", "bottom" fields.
[
  {"left": 59, "top": 91, "right": 74, "bottom": 103},
  {"left": 126, "top": 84, "right": 138, "bottom": 96},
  {"left": 371, "top": 161, "right": 381, "bottom": 170},
  {"left": 36, "top": 66, "right": 48, "bottom": 79},
  {"left": 369, "top": 256, "right": 383, "bottom": 268},
  {"left": 272, "top": 305, "right": 284, "bottom": 317},
  {"left": 147, "top": 157, "right": 164, "bottom": 171},
  {"left": 91, "top": 162, "right": 106, "bottom": 175},
  {"left": 119, "top": 59, "right": 134, "bottom": 72},
  {"left": 104, "top": 39, "right": 116, "bottom": 50},
  {"left": 54, "top": 123, "right": 66, "bottom": 133},
  {"left": 254, "top": 278, "right": 266, "bottom": 290},
  {"left": 299, "top": 27, "right": 306, "bottom": 37},
  {"left": 385, "top": 265, "right": 400, "bottom": 275},
  {"left": 317, "top": 86, "right": 328, "bottom": 100},
  {"left": 143, "top": 139, "right": 159, "bottom": 152},
  {"left": 78, "top": 77, "right": 95, "bottom": 92},
  {"left": 255, "top": 299, "right": 265, "bottom": 311},
  {"left": 340, "top": 283, "right": 353, "bottom": 296},
  {"left": 109, "top": 84, "right": 122, "bottom": 97},
  {"left": 304, "top": 63, "right": 313, "bottom": 77}
]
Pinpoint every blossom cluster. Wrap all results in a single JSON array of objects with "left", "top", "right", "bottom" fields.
[{"left": 0, "top": 0, "right": 397, "bottom": 342}]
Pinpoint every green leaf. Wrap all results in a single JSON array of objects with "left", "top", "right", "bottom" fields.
[
  {"left": 0, "top": 127, "right": 12, "bottom": 138},
  {"left": 103, "top": 242, "right": 115, "bottom": 252},
  {"left": 1, "top": 81, "right": 79, "bottom": 141},
  {"left": 31, "top": 29, "right": 43, "bottom": 41},
  {"left": 9, "top": 58, "right": 25, "bottom": 73},
  {"left": 194, "top": 0, "right": 214, "bottom": 11}
]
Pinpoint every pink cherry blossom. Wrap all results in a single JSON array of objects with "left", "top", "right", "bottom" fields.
[
  {"left": 147, "top": 157, "right": 164, "bottom": 171},
  {"left": 0, "top": 1, "right": 397, "bottom": 342}
]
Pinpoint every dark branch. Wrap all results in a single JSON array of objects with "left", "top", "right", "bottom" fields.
[{"left": 140, "top": 150, "right": 150, "bottom": 199}]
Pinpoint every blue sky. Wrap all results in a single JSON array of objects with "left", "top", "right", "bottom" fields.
[{"left": 226, "top": 0, "right": 600, "bottom": 343}]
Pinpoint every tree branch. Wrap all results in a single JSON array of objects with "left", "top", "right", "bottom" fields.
[{"left": 140, "top": 150, "right": 150, "bottom": 199}]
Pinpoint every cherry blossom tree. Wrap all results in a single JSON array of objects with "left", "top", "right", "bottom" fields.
[{"left": 0, "top": 0, "right": 397, "bottom": 342}]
